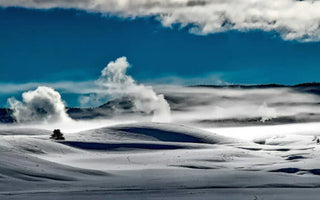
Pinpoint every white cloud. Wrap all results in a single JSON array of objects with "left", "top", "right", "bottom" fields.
[{"left": 1, "top": 0, "right": 320, "bottom": 41}]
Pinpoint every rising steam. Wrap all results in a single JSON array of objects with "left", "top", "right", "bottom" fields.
[
  {"left": 8, "top": 86, "right": 71, "bottom": 123},
  {"left": 81, "top": 57, "right": 171, "bottom": 122}
]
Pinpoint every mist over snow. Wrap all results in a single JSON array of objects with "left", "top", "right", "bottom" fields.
[
  {"left": 8, "top": 86, "right": 72, "bottom": 123},
  {"left": 2, "top": 0, "right": 320, "bottom": 41},
  {"left": 157, "top": 86, "right": 320, "bottom": 125},
  {"left": 80, "top": 57, "right": 171, "bottom": 122}
]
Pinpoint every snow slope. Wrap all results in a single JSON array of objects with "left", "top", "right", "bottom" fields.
[{"left": 1, "top": 122, "right": 320, "bottom": 199}]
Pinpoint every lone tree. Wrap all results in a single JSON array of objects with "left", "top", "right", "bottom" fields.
[{"left": 50, "top": 129, "right": 65, "bottom": 140}]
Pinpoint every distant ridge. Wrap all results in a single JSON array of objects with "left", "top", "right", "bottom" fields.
[
  {"left": 191, "top": 82, "right": 320, "bottom": 88},
  {"left": 293, "top": 82, "right": 320, "bottom": 87}
]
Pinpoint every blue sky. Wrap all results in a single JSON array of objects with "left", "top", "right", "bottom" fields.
[{"left": 1, "top": 5, "right": 320, "bottom": 106}]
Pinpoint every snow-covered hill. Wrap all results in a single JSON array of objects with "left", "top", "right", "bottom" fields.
[{"left": 1, "top": 122, "right": 320, "bottom": 199}]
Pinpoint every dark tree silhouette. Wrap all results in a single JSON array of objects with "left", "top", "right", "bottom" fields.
[{"left": 50, "top": 129, "right": 65, "bottom": 140}]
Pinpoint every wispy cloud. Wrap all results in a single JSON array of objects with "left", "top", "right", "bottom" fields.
[
  {"left": 144, "top": 73, "right": 228, "bottom": 86},
  {"left": 0, "top": 73, "right": 227, "bottom": 95},
  {"left": 0, "top": 81, "right": 97, "bottom": 94},
  {"left": 1, "top": 0, "right": 320, "bottom": 41}
]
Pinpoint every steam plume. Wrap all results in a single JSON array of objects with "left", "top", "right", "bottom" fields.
[
  {"left": 81, "top": 57, "right": 171, "bottom": 122},
  {"left": 8, "top": 86, "right": 71, "bottom": 123}
]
